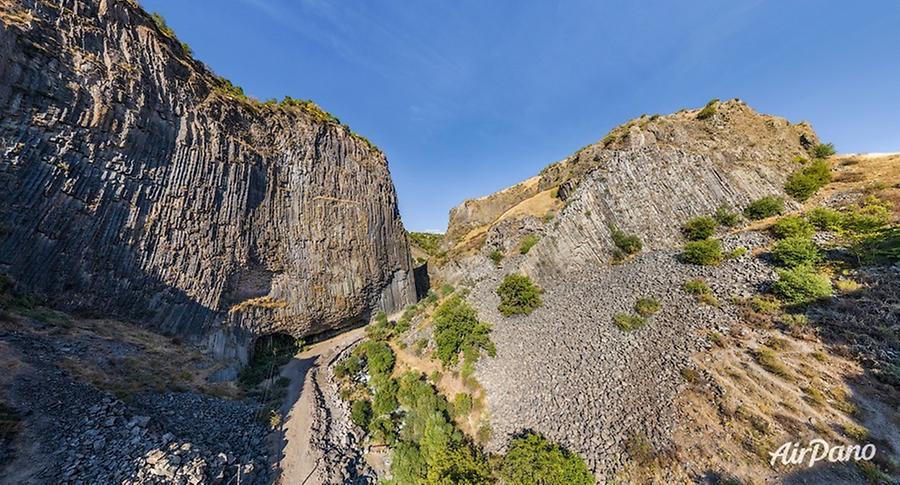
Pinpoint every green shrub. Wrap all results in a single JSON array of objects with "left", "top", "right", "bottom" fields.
[
  {"left": 519, "top": 234, "right": 540, "bottom": 254},
  {"left": 785, "top": 159, "right": 831, "bottom": 201},
  {"left": 743, "top": 196, "right": 784, "bottom": 220},
  {"left": 634, "top": 298, "right": 661, "bottom": 317},
  {"left": 433, "top": 296, "right": 496, "bottom": 366},
  {"left": 611, "top": 227, "right": 642, "bottom": 256},
  {"left": 452, "top": 393, "right": 473, "bottom": 417},
  {"left": 771, "top": 237, "right": 821, "bottom": 268},
  {"left": 407, "top": 231, "right": 444, "bottom": 257},
  {"left": 683, "top": 279, "right": 711, "bottom": 295},
  {"left": 496, "top": 274, "right": 543, "bottom": 317},
  {"left": 726, "top": 246, "right": 748, "bottom": 259},
  {"left": 806, "top": 207, "right": 843, "bottom": 231},
  {"left": 500, "top": 432, "right": 594, "bottom": 485},
  {"left": 371, "top": 376, "right": 399, "bottom": 416},
  {"left": 841, "top": 197, "right": 891, "bottom": 234},
  {"left": 489, "top": 249, "right": 504, "bottom": 266},
  {"left": 770, "top": 215, "right": 816, "bottom": 239},
  {"left": 334, "top": 355, "right": 362, "bottom": 379},
  {"left": 355, "top": 340, "right": 396, "bottom": 377},
  {"left": 772, "top": 266, "right": 832, "bottom": 304},
  {"left": 350, "top": 399, "right": 372, "bottom": 429},
  {"left": 696, "top": 98, "right": 719, "bottom": 120},
  {"left": 368, "top": 415, "right": 397, "bottom": 444},
  {"left": 613, "top": 313, "right": 646, "bottom": 332},
  {"left": 681, "top": 239, "right": 723, "bottom": 265},
  {"left": 714, "top": 205, "right": 740, "bottom": 227},
  {"left": 682, "top": 216, "right": 717, "bottom": 240},
  {"left": 811, "top": 143, "right": 836, "bottom": 159}
]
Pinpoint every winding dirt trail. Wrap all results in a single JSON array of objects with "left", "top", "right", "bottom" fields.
[{"left": 273, "top": 327, "right": 366, "bottom": 485}]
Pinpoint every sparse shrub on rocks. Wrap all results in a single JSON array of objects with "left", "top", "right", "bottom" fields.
[
  {"left": 433, "top": 295, "right": 496, "bottom": 366},
  {"left": 682, "top": 216, "right": 717, "bottom": 240},
  {"left": 753, "top": 346, "right": 791, "bottom": 379},
  {"left": 496, "top": 274, "right": 543, "bottom": 317},
  {"left": 683, "top": 279, "right": 711, "bottom": 295},
  {"left": 696, "top": 98, "right": 719, "bottom": 120},
  {"left": 519, "top": 234, "right": 540, "bottom": 254},
  {"left": 610, "top": 227, "right": 642, "bottom": 256},
  {"left": 613, "top": 313, "right": 646, "bottom": 332},
  {"left": 772, "top": 266, "right": 832, "bottom": 304},
  {"left": 681, "top": 239, "right": 723, "bottom": 266},
  {"left": 624, "top": 432, "right": 657, "bottom": 466},
  {"left": 489, "top": 249, "right": 504, "bottom": 266},
  {"left": 806, "top": 207, "right": 843, "bottom": 231},
  {"left": 770, "top": 215, "right": 816, "bottom": 239},
  {"left": 743, "top": 196, "right": 784, "bottom": 220},
  {"left": 726, "top": 246, "right": 748, "bottom": 259},
  {"left": 500, "top": 432, "right": 594, "bottom": 485},
  {"left": 714, "top": 205, "right": 741, "bottom": 227},
  {"left": 784, "top": 159, "right": 831, "bottom": 201},
  {"left": 771, "top": 237, "right": 821, "bottom": 268},
  {"left": 811, "top": 142, "right": 836, "bottom": 159},
  {"left": 634, "top": 298, "right": 661, "bottom": 317}
]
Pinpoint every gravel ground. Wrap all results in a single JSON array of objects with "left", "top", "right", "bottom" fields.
[{"left": 471, "top": 232, "right": 776, "bottom": 477}]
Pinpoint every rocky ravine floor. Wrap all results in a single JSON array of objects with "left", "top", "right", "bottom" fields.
[
  {"left": 470, "top": 232, "right": 775, "bottom": 478},
  {"left": 273, "top": 327, "right": 374, "bottom": 485}
]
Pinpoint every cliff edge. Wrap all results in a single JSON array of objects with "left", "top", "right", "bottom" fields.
[{"left": 0, "top": 0, "right": 416, "bottom": 361}]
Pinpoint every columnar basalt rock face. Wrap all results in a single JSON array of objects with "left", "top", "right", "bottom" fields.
[
  {"left": 441, "top": 100, "right": 818, "bottom": 279},
  {"left": 0, "top": 0, "right": 415, "bottom": 359}
]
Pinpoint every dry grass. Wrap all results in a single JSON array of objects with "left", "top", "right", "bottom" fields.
[{"left": 229, "top": 296, "right": 288, "bottom": 314}]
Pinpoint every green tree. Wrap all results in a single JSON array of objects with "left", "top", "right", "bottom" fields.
[
  {"left": 500, "top": 432, "right": 594, "bottom": 485},
  {"left": 350, "top": 399, "right": 372, "bottom": 429},
  {"left": 433, "top": 296, "right": 496, "bottom": 366},
  {"left": 497, "top": 274, "right": 543, "bottom": 316}
]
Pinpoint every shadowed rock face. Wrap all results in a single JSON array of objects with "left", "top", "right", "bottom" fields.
[{"left": 0, "top": 0, "right": 415, "bottom": 359}]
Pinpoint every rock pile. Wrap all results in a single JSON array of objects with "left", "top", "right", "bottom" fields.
[
  {"left": 2, "top": 326, "right": 272, "bottom": 484},
  {"left": 471, "top": 233, "right": 777, "bottom": 477}
]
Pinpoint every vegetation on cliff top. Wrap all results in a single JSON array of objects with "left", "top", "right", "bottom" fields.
[{"left": 146, "top": 10, "right": 382, "bottom": 153}]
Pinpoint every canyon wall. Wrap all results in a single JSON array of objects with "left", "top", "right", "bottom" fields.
[
  {"left": 440, "top": 100, "right": 818, "bottom": 280},
  {"left": 0, "top": 0, "right": 416, "bottom": 360}
]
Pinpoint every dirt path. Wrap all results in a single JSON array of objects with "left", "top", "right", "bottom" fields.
[{"left": 274, "top": 326, "right": 366, "bottom": 485}]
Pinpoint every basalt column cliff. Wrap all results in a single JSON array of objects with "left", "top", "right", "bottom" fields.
[{"left": 0, "top": 0, "right": 416, "bottom": 360}]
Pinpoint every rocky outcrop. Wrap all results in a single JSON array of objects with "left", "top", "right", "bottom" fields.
[
  {"left": 0, "top": 0, "right": 416, "bottom": 359},
  {"left": 441, "top": 100, "right": 818, "bottom": 279}
]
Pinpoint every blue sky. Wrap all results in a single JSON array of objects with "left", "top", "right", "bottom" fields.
[{"left": 141, "top": 0, "right": 900, "bottom": 232}]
